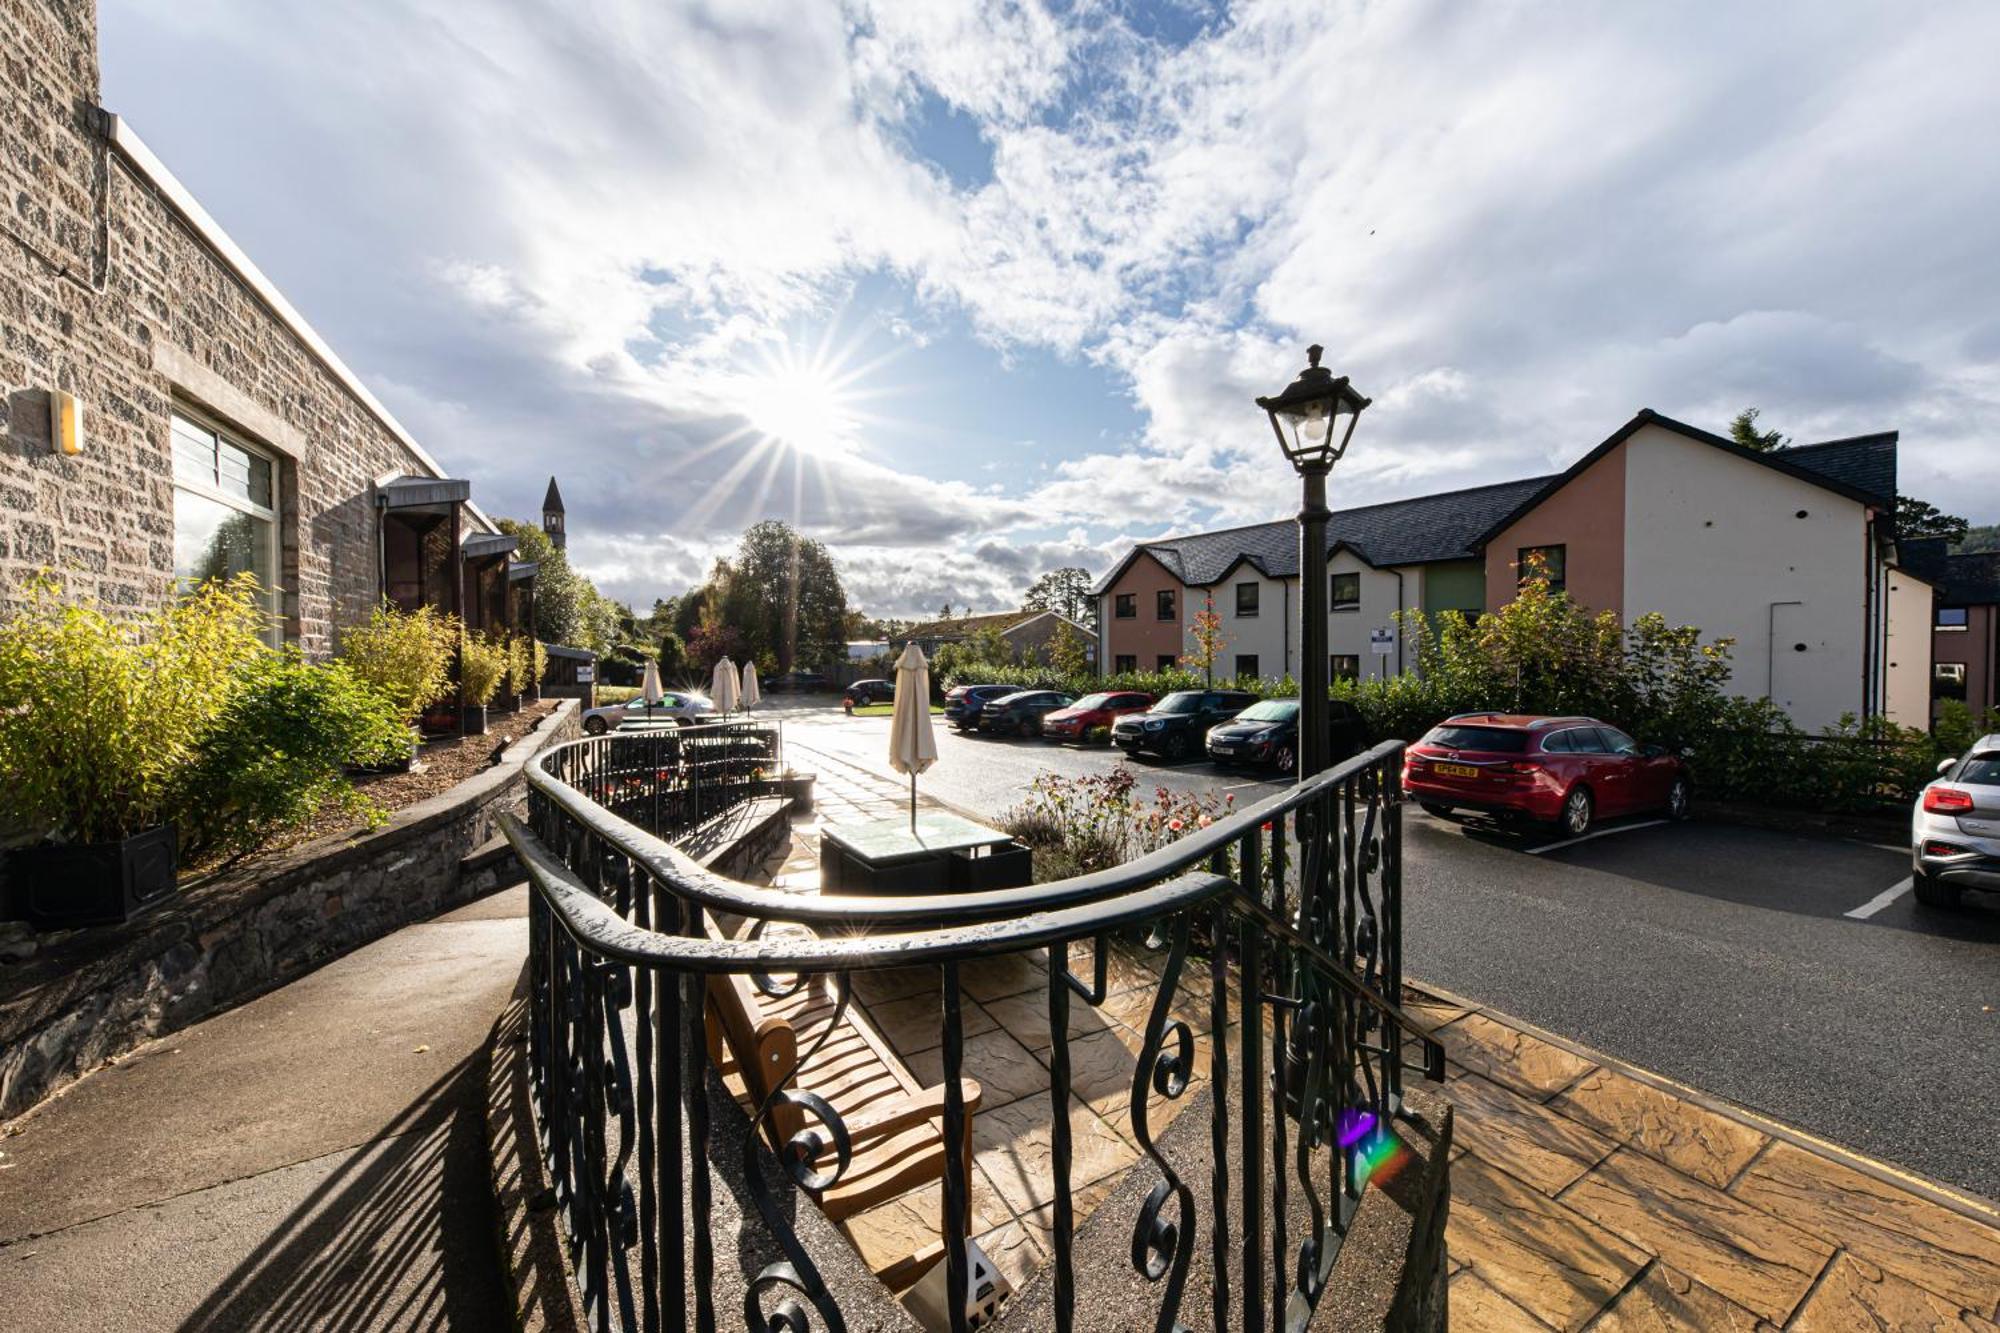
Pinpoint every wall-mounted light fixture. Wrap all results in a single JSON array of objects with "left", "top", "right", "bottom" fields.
[{"left": 49, "top": 389, "right": 83, "bottom": 456}]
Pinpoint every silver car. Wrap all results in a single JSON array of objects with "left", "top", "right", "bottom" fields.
[
  {"left": 1912, "top": 733, "right": 2000, "bottom": 909},
  {"left": 581, "top": 692, "right": 718, "bottom": 735}
]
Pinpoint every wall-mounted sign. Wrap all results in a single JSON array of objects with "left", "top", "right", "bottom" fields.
[{"left": 576, "top": 665, "right": 595, "bottom": 683}]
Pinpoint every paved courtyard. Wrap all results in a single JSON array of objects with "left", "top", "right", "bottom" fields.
[{"left": 747, "top": 751, "right": 2000, "bottom": 1329}]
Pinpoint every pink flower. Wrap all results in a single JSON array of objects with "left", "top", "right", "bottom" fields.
[
  {"left": 1168, "top": 818, "right": 1184, "bottom": 832},
  {"left": 1198, "top": 815, "right": 1212, "bottom": 828}
]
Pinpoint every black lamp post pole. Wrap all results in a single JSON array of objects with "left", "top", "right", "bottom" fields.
[{"left": 1296, "top": 459, "right": 1331, "bottom": 782}]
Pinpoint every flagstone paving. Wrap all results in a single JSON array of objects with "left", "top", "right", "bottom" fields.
[{"left": 778, "top": 743, "right": 2000, "bottom": 1327}]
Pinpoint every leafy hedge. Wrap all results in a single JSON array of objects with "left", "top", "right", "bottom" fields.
[
  {"left": 937, "top": 574, "right": 1960, "bottom": 812},
  {"left": 0, "top": 576, "right": 409, "bottom": 860}
]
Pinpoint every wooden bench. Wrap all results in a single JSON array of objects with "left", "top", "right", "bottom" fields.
[{"left": 705, "top": 967, "right": 983, "bottom": 1288}]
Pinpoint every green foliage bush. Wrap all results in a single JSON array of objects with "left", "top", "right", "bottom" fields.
[
  {"left": 172, "top": 650, "right": 409, "bottom": 862},
  {"left": 459, "top": 632, "right": 507, "bottom": 706},
  {"left": 337, "top": 602, "right": 458, "bottom": 723},
  {"left": 503, "top": 634, "right": 534, "bottom": 697},
  {"left": 0, "top": 575, "right": 267, "bottom": 844},
  {"left": 531, "top": 638, "right": 549, "bottom": 692},
  {"left": 0, "top": 577, "right": 410, "bottom": 865}
]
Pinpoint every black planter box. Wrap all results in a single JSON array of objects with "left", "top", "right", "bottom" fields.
[
  {"left": 462, "top": 703, "right": 489, "bottom": 736},
  {"left": 6, "top": 824, "right": 178, "bottom": 929}
]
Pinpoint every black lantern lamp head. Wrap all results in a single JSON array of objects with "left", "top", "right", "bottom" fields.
[{"left": 1256, "top": 344, "right": 1371, "bottom": 473}]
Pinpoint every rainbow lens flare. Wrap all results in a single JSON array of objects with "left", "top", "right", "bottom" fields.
[{"left": 1338, "top": 1109, "right": 1410, "bottom": 1186}]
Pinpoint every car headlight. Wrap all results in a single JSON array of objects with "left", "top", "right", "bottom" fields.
[{"left": 1144, "top": 718, "right": 1165, "bottom": 731}]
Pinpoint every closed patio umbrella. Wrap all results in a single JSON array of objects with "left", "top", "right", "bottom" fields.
[
  {"left": 888, "top": 642, "right": 937, "bottom": 830},
  {"left": 740, "top": 661, "right": 761, "bottom": 711},
  {"left": 711, "top": 655, "right": 741, "bottom": 716},
  {"left": 640, "top": 657, "right": 665, "bottom": 720}
]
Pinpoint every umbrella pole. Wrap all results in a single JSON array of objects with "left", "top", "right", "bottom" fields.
[{"left": 909, "top": 771, "right": 917, "bottom": 831}]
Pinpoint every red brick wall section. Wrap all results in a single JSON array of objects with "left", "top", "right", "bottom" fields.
[{"left": 0, "top": 0, "right": 458, "bottom": 657}]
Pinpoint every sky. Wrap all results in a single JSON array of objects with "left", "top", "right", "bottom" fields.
[{"left": 101, "top": 0, "right": 2000, "bottom": 618}]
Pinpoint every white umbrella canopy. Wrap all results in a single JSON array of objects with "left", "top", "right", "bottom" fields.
[
  {"left": 711, "top": 656, "right": 741, "bottom": 714},
  {"left": 740, "top": 661, "right": 761, "bottom": 711},
  {"left": 888, "top": 642, "right": 937, "bottom": 828},
  {"left": 641, "top": 658, "right": 665, "bottom": 707}
]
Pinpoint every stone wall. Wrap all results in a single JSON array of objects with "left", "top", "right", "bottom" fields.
[
  {"left": 1, "top": 0, "right": 471, "bottom": 654},
  {"left": 0, "top": 701, "right": 579, "bottom": 1120}
]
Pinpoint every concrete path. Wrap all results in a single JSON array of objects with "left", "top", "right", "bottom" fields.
[{"left": 0, "top": 885, "right": 529, "bottom": 1332}]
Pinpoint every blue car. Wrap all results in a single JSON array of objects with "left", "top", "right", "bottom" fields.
[{"left": 944, "top": 684, "right": 1017, "bottom": 732}]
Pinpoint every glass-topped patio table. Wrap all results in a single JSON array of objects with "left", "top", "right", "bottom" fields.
[{"left": 819, "top": 810, "right": 1031, "bottom": 894}]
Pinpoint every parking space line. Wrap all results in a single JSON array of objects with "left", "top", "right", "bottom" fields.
[
  {"left": 1524, "top": 819, "right": 1667, "bottom": 855},
  {"left": 1845, "top": 877, "right": 1913, "bottom": 921}
]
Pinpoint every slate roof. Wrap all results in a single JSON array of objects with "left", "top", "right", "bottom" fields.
[
  {"left": 895, "top": 608, "right": 1043, "bottom": 640},
  {"left": 1776, "top": 432, "right": 1899, "bottom": 508},
  {"left": 1094, "top": 474, "right": 1555, "bottom": 592},
  {"left": 543, "top": 475, "right": 565, "bottom": 513}
]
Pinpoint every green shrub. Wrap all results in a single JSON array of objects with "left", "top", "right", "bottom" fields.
[
  {"left": 504, "top": 634, "right": 534, "bottom": 697},
  {"left": 337, "top": 602, "right": 458, "bottom": 722},
  {"left": 171, "top": 651, "right": 410, "bottom": 862},
  {"left": 531, "top": 638, "right": 548, "bottom": 691},
  {"left": 0, "top": 575, "right": 267, "bottom": 845},
  {"left": 459, "top": 632, "right": 507, "bottom": 706}
]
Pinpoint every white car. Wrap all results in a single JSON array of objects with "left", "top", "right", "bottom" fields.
[
  {"left": 581, "top": 692, "right": 718, "bottom": 735},
  {"left": 1912, "top": 733, "right": 2000, "bottom": 909}
]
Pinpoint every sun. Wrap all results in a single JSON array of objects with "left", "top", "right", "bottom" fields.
[{"left": 740, "top": 340, "right": 881, "bottom": 460}]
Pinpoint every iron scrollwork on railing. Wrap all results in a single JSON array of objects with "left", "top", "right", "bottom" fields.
[{"left": 509, "top": 721, "right": 1443, "bottom": 1333}]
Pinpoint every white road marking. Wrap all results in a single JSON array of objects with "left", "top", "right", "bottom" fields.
[
  {"left": 1525, "top": 819, "right": 1668, "bottom": 855},
  {"left": 1845, "top": 877, "right": 1913, "bottom": 921}
]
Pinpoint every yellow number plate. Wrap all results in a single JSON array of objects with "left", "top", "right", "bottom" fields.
[{"left": 1435, "top": 762, "right": 1479, "bottom": 779}]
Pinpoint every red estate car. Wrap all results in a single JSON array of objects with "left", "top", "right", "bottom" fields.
[
  {"left": 1403, "top": 714, "right": 1691, "bottom": 838},
  {"left": 1040, "top": 690, "right": 1155, "bottom": 743}
]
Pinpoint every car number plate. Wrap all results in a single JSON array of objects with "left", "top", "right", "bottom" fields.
[{"left": 1435, "top": 762, "right": 1479, "bottom": 779}]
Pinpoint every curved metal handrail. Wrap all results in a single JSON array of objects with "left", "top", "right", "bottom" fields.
[{"left": 527, "top": 729, "right": 1407, "bottom": 929}]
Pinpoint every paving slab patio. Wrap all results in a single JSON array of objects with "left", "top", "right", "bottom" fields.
[{"left": 777, "top": 745, "right": 2000, "bottom": 1329}]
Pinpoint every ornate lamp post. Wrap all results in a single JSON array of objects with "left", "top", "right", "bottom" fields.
[{"left": 1256, "top": 345, "right": 1370, "bottom": 780}]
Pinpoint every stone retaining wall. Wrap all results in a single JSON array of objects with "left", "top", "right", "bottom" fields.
[{"left": 0, "top": 700, "right": 577, "bottom": 1120}]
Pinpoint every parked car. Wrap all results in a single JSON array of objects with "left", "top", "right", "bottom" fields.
[
  {"left": 768, "top": 670, "right": 828, "bottom": 692},
  {"left": 1402, "top": 713, "right": 1690, "bottom": 838},
  {"left": 1041, "top": 691, "right": 1155, "bottom": 743},
  {"left": 1911, "top": 734, "right": 2000, "bottom": 909},
  {"left": 582, "top": 692, "right": 718, "bottom": 735},
  {"left": 978, "top": 690, "right": 1076, "bottom": 737},
  {"left": 843, "top": 678, "right": 894, "bottom": 707},
  {"left": 944, "top": 684, "right": 1018, "bottom": 731},
  {"left": 1111, "top": 689, "right": 1257, "bottom": 761},
  {"left": 1206, "top": 698, "right": 1369, "bottom": 773}
]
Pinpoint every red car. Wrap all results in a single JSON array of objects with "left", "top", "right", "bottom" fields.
[
  {"left": 1040, "top": 690, "right": 1155, "bottom": 743},
  {"left": 1402, "top": 713, "right": 1690, "bottom": 838}
]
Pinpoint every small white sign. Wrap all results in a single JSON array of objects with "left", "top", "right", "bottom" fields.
[
  {"left": 1369, "top": 626, "right": 1395, "bottom": 655},
  {"left": 576, "top": 665, "right": 595, "bottom": 682}
]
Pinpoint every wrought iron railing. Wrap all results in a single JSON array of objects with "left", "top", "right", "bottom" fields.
[{"left": 505, "top": 728, "right": 1444, "bottom": 1333}]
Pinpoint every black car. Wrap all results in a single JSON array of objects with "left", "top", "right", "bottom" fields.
[
  {"left": 1111, "top": 689, "right": 1257, "bottom": 760},
  {"left": 1204, "top": 698, "right": 1368, "bottom": 774},
  {"left": 769, "top": 670, "right": 828, "bottom": 692},
  {"left": 978, "top": 690, "right": 1076, "bottom": 737},
  {"left": 944, "top": 684, "right": 1017, "bottom": 731},
  {"left": 843, "top": 678, "right": 894, "bottom": 706}
]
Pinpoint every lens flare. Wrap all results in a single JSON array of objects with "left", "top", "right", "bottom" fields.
[{"left": 1339, "top": 1108, "right": 1410, "bottom": 1186}]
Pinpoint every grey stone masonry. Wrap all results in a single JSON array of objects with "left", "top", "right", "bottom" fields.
[{"left": 2, "top": 0, "right": 466, "bottom": 654}]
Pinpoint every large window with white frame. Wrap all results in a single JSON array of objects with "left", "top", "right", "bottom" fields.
[{"left": 171, "top": 409, "right": 283, "bottom": 645}]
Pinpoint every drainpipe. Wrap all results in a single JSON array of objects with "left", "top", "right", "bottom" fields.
[{"left": 1393, "top": 568, "right": 1406, "bottom": 675}]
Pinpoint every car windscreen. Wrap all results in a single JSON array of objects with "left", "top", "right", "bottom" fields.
[
  {"left": 1155, "top": 692, "right": 1204, "bottom": 714},
  {"left": 1424, "top": 724, "right": 1531, "bottom": 753},
  {"left": 1958, "top": 753, "right": 2000, "bottom": 785},
  {"left": 1236, "top": 700, "right": 1296, "bottom": 723},
  {"left": 1071, "top": 693, "right": 1112, "bottom": 709}
]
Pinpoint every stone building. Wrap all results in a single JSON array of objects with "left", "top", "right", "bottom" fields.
[{"left": 1, "top": 0, "right": 518, "bottom": 656}]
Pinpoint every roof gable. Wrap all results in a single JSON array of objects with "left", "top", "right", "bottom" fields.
[{"left": 1470, "top": 409, "right": 1897, "bottom": 550}]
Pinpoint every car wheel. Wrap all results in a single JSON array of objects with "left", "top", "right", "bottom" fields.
[
  {"left": 1912, "top": 871, "right": 1962, "bottom": 909},
  {"left": 1419, "top": 802, "right": 1454, "bottom": 819},
  {"left": 1665, "top": 776, "right": 1691, "bottom": 821},
  {"left": 584, "top": 716, "right": 607, "bottom": 736},
  {"left": 1020, "top": 718, "right": 1038, "bottom": 738},
  {"left": 672, "top": 716, "right": 691, "bottom": 728},
  {"left": 1164, "top": 732, "right": 1190, "bottom": 762},
  {"left": 1274, "top": 744, "right": 1296, "bottom": 775},
  {"left": 1559, "top": 786, "right": 1593, "bottom": 839}
]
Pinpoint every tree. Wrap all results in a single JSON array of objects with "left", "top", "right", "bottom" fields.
[
  {"left": 694, "top": 521, "right": 848, "bottom": 672},
  {"left": 1180, "top": 592, "right": 1229, "bottom": 685},
  {"left": 1896, "top": 495, "right": 1970, "bottom": 545},
  {"left": 1728, "top": 407, "right": 1787, "bottom": 452},
  {"left": 1046, "top": 618, "right": 1090, "bottom": 677},
  {"left": 496, "top": 519, "right": 619, "bottom": 653},
  {"left": 1024, "top": 567, "right": 1097, "bottom": 630},
  {"left": 1956, "top": 523, "right": 2000, "bottom": 555}
]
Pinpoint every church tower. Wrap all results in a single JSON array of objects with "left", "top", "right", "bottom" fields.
[{"left": 542, "top": 476, "right": 566, "bottom": 551}]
